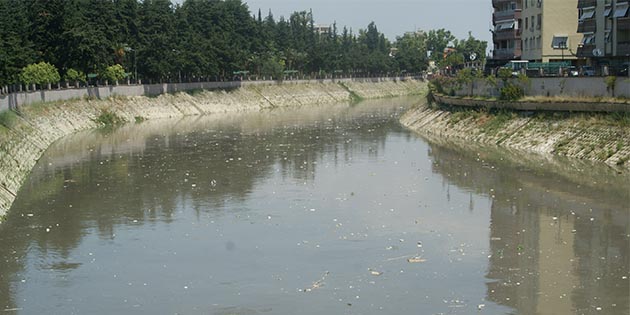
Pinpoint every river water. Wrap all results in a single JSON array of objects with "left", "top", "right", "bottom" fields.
[{"left": 1, "top": 98, "right": 628, "bottom": 315}]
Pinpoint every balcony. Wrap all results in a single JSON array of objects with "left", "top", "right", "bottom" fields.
[
  {"left": 493, "top": 9, "right": 521, "bottom": 23},
  {"left": 577, "top": 44, "right": 596, "bottom": 57},
  {"left": 577, "top": 19, "right": 597, "bottom": 33},
  {"left": 492, "top": 0, "right": 514, "bottom": 8},
  {"left": 493, "top": 48, "right": 521, "bottom": 60},
  {"left": 494, "top": 29, "right": 522, "bottom": 41},
  {"left": 577, "top": 0, "right": 597, "bottom": 8}
]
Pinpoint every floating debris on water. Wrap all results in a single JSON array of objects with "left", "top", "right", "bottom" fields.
[
  {"left": 407, "top": 257, "right": 427, "bottom": 263},
  {"left": 302, "top": 271, "right": 329, "bottom": 292}
]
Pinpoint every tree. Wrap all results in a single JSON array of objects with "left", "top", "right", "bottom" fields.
[
  {"left": 395, "top": 32, "right": 428, "bottom": 73},
  {"left": 100, "top": 64, "right": 126, "bottom": 83},
  {"left": 19, "top": 62, "right": 61, "bottom": 88},
  {"left": 454, "top": 32, "right": 487, "bottom": 64},
  {"left": 426, "top": 29, "right": 455, "bottom": 65},
  {"left": 0, "top": 0, "right": 36, "bottom": 86},
  {"left": 64, "top": 68, "right": 86, "bottom": 86}
]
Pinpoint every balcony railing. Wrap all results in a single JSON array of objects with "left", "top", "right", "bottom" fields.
[
  {"left": 494, "top": 29, "right": 521, "bottom": 41},
  {"left": 577, "top": 19, "right": 597, "bottom": 33},
  {"left": 493, "top": 48, "right": 521, "bottom": 60},
  {"left": 492, "top": 0, "right": 514, "bottom": 8}
]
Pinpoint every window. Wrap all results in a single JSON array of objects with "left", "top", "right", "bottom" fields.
[
  {"left": 537, "top": 14, "right": 542, "bottom": 29},
  {"left": 604, "top": 31, "right": 611, "bottom": 43},
  {"left": 524, "top": 38, "right": 529, "bottom": 50},
  {"left": 531, "top": 16, "right": 535, "bottom": 30},
  {"left": 613, "top": 2, "right": 629, "bottom": 18},
  {"left": 603, "top": 5, "right": 612, "bottom": 17},
  {"left": 580, "top": 33, "right": 595, "bottom": 45},
  {"left": 551, "top": 35, "right": 568, "bottom": 49},
  {"left": 580, "top": 7, "right": 596, "bottom": 20},
  {"left": 537, "top": 36, "right": 542, "bottom": 49},
  {"left": 511, "top": 2, "right": 517, "bottom": 10},
  {"left": 525, "top": 17, "right": 529, "bottom": 29}
]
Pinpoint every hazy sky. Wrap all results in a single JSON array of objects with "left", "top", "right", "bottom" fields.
[{"left": 174, "top": 0, "right": 493, "bottom": 48}]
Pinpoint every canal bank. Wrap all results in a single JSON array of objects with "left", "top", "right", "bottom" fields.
[
  {"left": 400, "top": 100, "right": 630, "bottom": 170},
  {"left": 0, "top": 79, "right": 427, "bottom": 218}
]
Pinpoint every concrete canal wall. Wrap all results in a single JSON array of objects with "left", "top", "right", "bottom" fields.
[
  {"left": 453, "top": 77, "right": 630, "bottom": 99},
  {"left": 0, "top": 78, "right": 427, "bottom": 218},
  {"left": 400, "top": 103, "right": 630, "bottom": 169}
]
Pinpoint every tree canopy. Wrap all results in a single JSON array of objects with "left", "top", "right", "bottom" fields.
[{"left": 0, "top": 0, "right": 487, "bottom": 86}]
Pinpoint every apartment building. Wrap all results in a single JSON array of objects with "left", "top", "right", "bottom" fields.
[
  {"left": 576, "top": 0, "right": 630, "bottom": 71},
  {"left": 521, "top": 0, "right": 580, "bottom": 62},
  {"left": 491, "top": 0, "right": 523, "bottom": 61}
]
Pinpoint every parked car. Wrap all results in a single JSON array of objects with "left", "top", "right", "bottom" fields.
[
  {"left": 567, "top": 66, "right": 579, "bottom": 77},
  {"left": 617, "top": 63, "right": 629, "bottom": 76},
  {"left": 581, "top": 66, "right": 595, "bottom": 76}
]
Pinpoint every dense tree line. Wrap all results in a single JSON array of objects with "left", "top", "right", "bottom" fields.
[{"left": 0, "top": 0, "right": 487, "bottom": 87}]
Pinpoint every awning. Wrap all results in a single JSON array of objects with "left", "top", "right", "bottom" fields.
[
  {"left": 551, "top": 36, "right": 568, "bottom": 49},
  {"left": 613, "top": 2, "right": 629, "bottom": 18},
  {"left": 580, "top": 7, "right": 595, "bottom": 20},
  {"left": 495, "top": 21, "right": 515, "bottom": 31}
]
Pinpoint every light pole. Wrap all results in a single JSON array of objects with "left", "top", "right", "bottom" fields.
[{"left": 124, "top": 46, "right": 137, "bottom": 84}]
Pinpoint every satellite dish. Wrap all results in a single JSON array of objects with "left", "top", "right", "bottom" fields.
[
  {"left": 592, "top": 48, "right": 603, "bottom": 57},
  {"left": 469, "top": 53, "right": 477, "bottom": 61}
]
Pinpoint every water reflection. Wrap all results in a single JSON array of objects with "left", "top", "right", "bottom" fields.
[
  {"left": 427, "top": 142, "right": 629, "bottom": 315},
  {"left": 0, "top": 97, "right": 628, "bottom": 314}
]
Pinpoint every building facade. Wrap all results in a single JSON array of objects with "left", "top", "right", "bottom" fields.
[
  {"left": 576, "top": 0, "right": 630, "bottom": 72},
  {"left": 492, "top": 0, "right": 523, "bottom": 61},
  {"left": 521, "top": 0, "right": 580, "bottom": 62}
]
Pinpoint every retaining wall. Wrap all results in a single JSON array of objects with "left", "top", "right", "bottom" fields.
[
  {"left": 0, "top": 79, "right": 427, "bottom": 218},
  {"left": 400, "top": 102, "right": 630, "bottom": 169},
  {"left": 455, "top": 77, "right": 630, "bottom": 99}
]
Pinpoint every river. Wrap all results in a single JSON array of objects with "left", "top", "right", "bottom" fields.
[{"left": 1, "top": 98, "right": 628, "bottom": 314}]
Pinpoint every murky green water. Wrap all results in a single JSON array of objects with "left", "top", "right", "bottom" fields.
[{"left": 1, "top": 98, "right": 628, "bottom": 315}]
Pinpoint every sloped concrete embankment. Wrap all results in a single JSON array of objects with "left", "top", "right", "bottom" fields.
[
  {"left": 0, "top": 80, "right": 427, "bottom": 217},
  {"left": 400, "top": 103, "right": 630, "bottom": 169}
]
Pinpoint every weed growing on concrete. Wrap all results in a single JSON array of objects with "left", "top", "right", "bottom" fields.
[
  {"left": 184, "top": 88, "right": 205, "bottom": 96},
  {"left": 481, "top": 109, "right": 515, "bottom": 134},
  {"left": 134, "top": 116, "right": 146, "bottom": 123},
  {"left": 0, "top": 110, "right": 18, "bottom": 129},
  {"left": 94, "top": 109, "right": 125, "bottom": 126},
  {"left": 338, "top": 82, "right": 363, "bottom": 103}
]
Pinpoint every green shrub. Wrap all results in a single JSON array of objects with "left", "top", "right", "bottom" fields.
[
  {"left": 19, "top": 62, "right": 60, "bottom": 86},
  {"left": 65, "top": 68, "right": 86, "bottom": 83},
  {"left": 0, "top": 110, "right": 18, "bottom": 129},
  {"left": 499, "top": 83, "right": 524, "bottom": 101},
  {"left": 100, "top": 64, "right": 127, "bottom": 83}
]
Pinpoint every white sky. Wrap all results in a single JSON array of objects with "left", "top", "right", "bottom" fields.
[{"left": 174, "top": 0, "right": 493, "bottom": 50}]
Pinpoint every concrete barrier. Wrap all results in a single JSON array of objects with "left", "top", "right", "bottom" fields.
[
  {"left": 433, "top": 94, "right": 630, "bottom": 113},
  {"left": 455, "top": 77, "right": 630, "bottom": 99},
  {"left": 0, "top": 76, "right": 422, "bottom": 112}
]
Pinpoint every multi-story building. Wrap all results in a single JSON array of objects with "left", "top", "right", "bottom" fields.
[
  {"left": 521, "top": 0, "right": 580, "bottom": 62},
  {"left": 576, "top": 0, "right": 630, "bottom": 72},
  {"left": 491, "top": 0, "right": 523, "bottom": 61}
]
